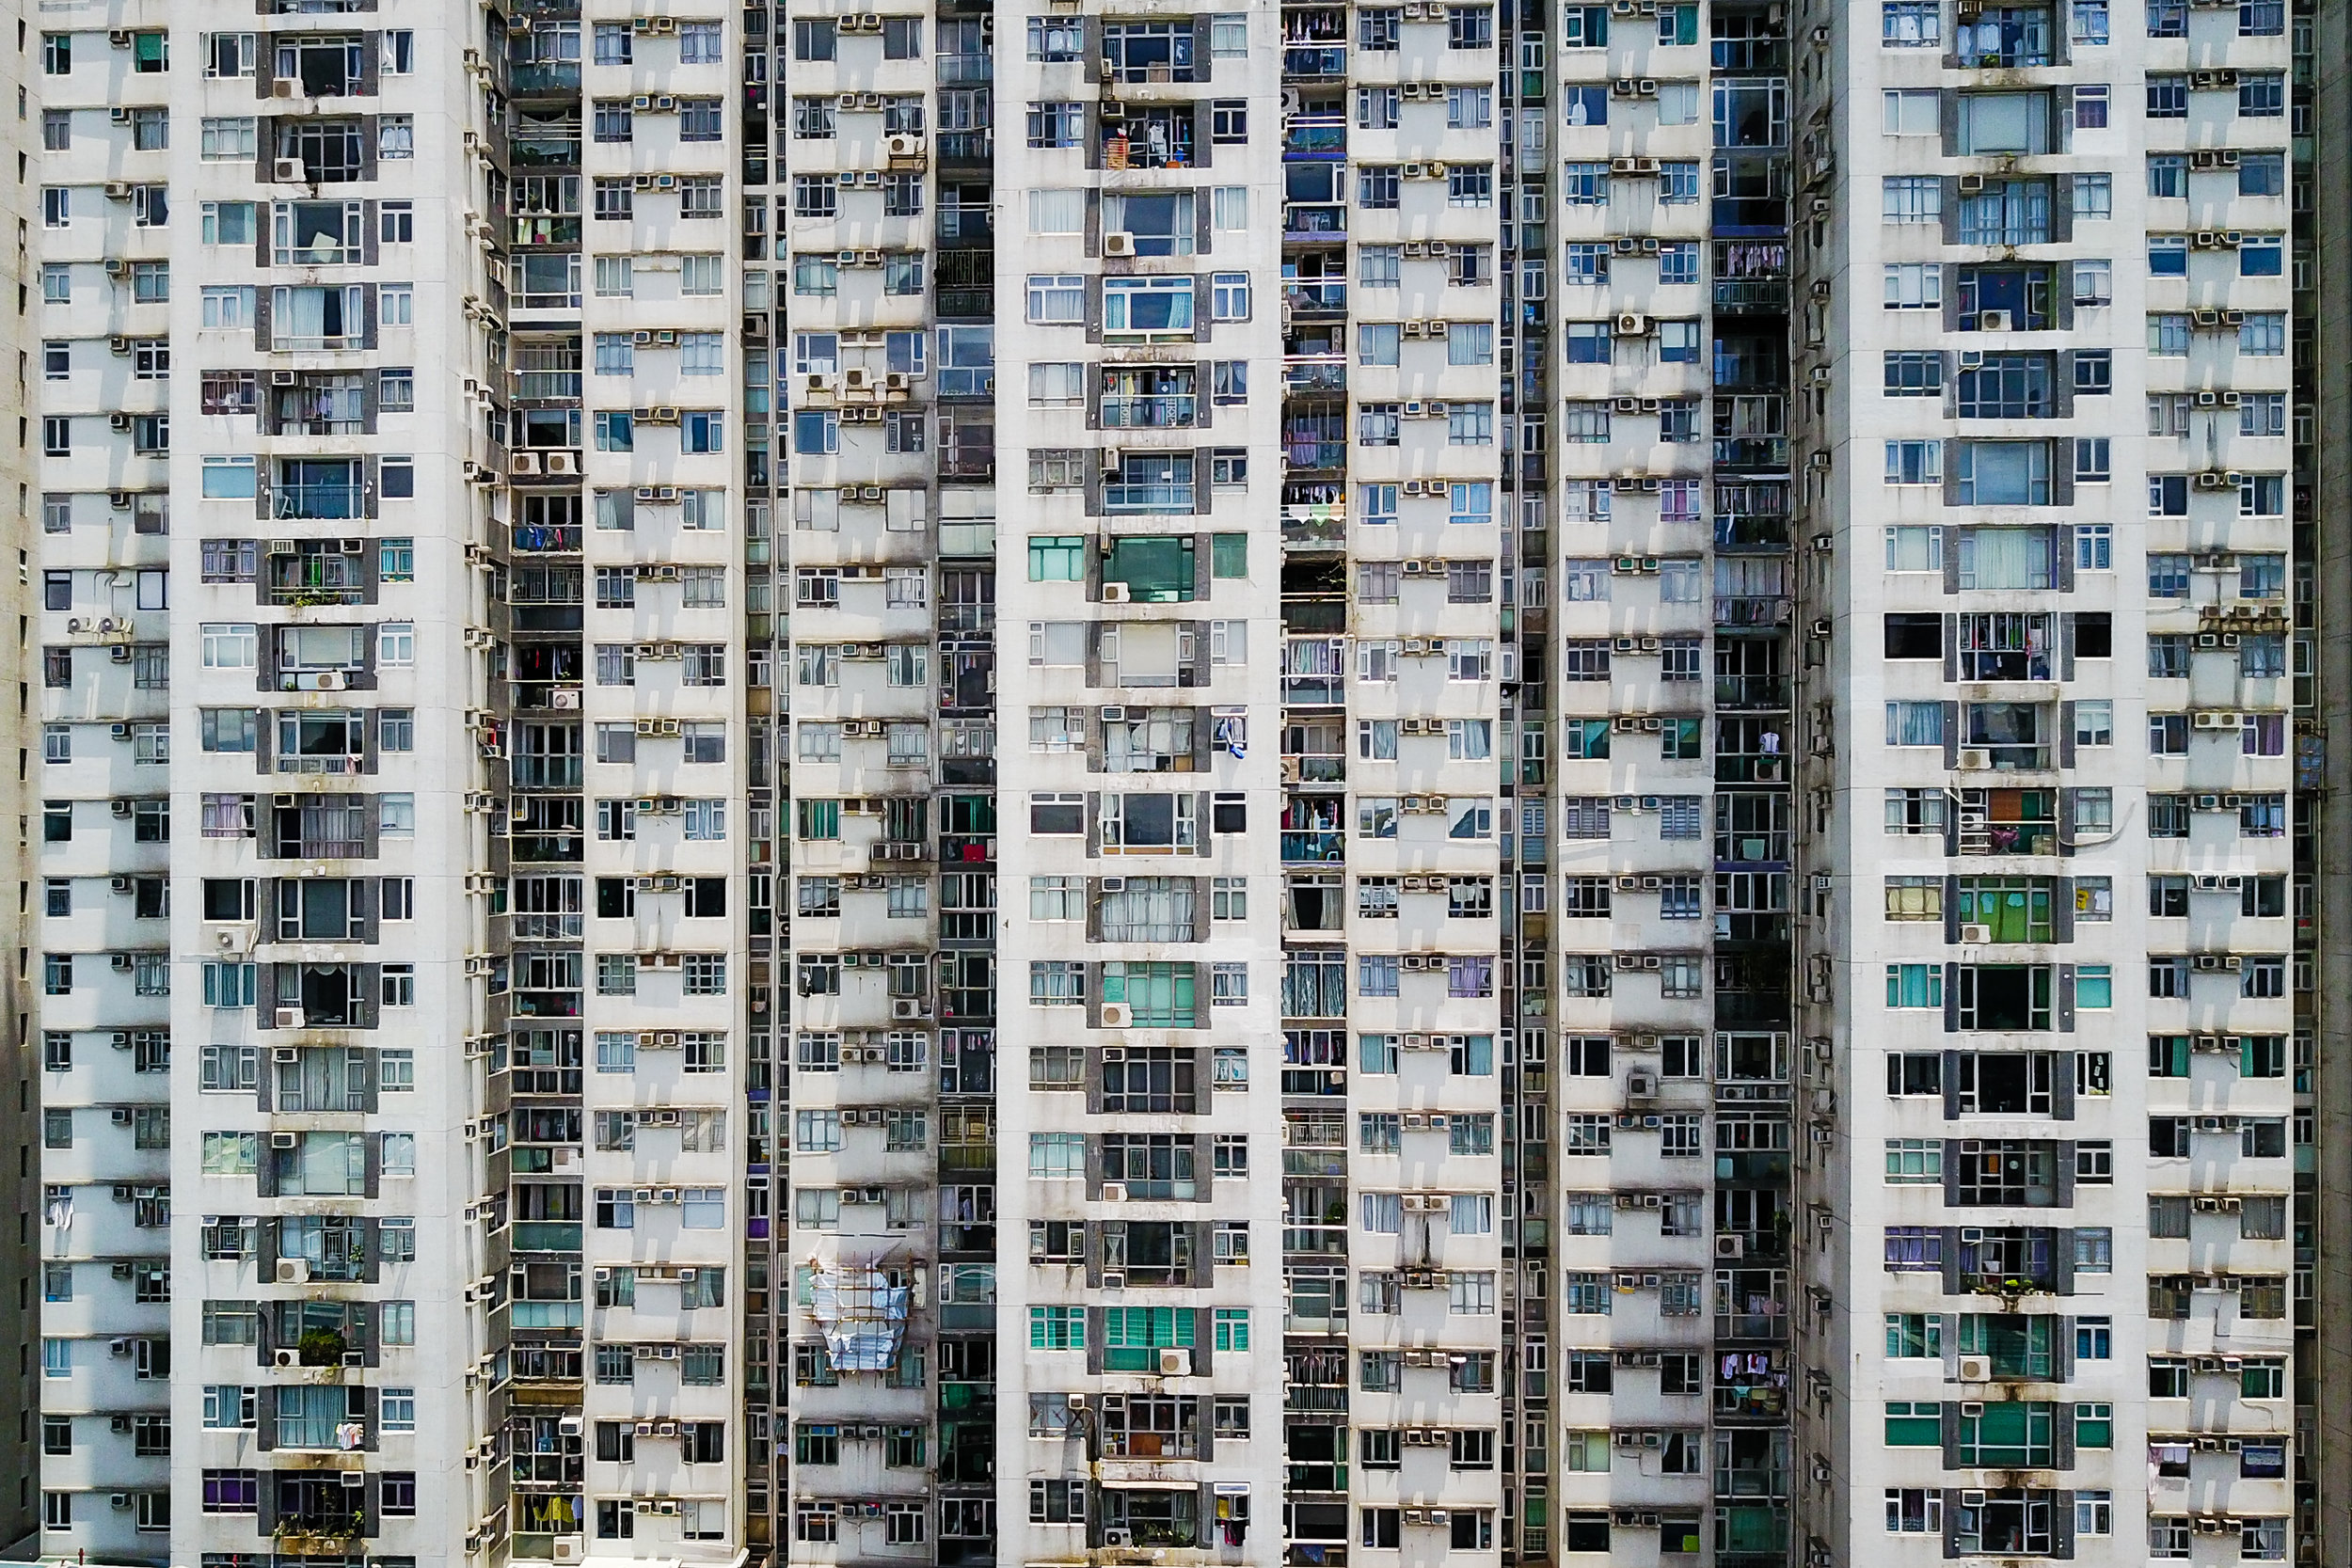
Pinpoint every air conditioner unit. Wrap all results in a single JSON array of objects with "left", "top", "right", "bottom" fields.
[
  {"left": 1158, "top": 1347, "right": 1193, "bottom": 1376},
  {"left": 1714, "top": 1234, "right": 1745, "bottom": 1259},
  {"left": 1959, "top": 924, "right": 1993, "bottom": 943},
  {"left": 1957, "top": 1355, "right": 1993, "bottom": 1382},
  {"left": 277, "top": 1259, "right": 311, "bottom": 1285},
  {"left": 1977, "top": 310, "right": 2012, "bottom": 331},
  {"left": 1957, "top": 749, "right": 1992, "bottom": 770},
  {"left": 272, "top": 158, "right": 308, "bottom": 182}
]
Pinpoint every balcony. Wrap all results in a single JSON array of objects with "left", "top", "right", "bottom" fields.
[
  {"left": 1281, "top": 640, "right": 1346, "bottom": 705},
  {"left": 1283, "top": 411, "right": 1346, "bottom": 474},
  {"left": 512, "top": 212, "right": 582, "bottom": 247},
  {"left": 1283, "top": 439, "right": 1346, "bottom": 474},
  {"left": 1714, "top": 596, "right": 1789, "bottom": 628},
  {"left": 938, "top": 204, "right": 993, "bottom": 246},
  {"left": 511, "top": 131, "right": 581, "bottom": 168},
  {"left": 1711, "top": 196, "right": 1788, "bottom": 234},
  {"left": 273, "top": 483, "right": 366, "bottom": 522},
  {"left": 939, "top": 428, "right": 995, "bottom": 481},
  {"left": 1714, "top": 277, "right": 1789, "bottom": 314},
  {"left": 1282, "top": 505, "right": 1346, "bottom": 552},
  {"left": 940, "top": 832, "right": 994, "bottom": 863},
  {"left": 1958, "top": 792, "right": 2058, "bottom": 855},
  {"left": 1282, "top": 204, "right": 1347, "bottom": 243},
  {"left": 512, "top": 521, "right": 581, "bottom": 554},
  {"left": 1282, "top": 278, "right": 1347, "bottom": 316},
  {"left": 1717, "top": 1307, "right": 1789, "bottom": 1341},
  {"left": 1283, "top": 358, "right": 1346, "bottom": 395},
  {"left": 1714, "top": 512, "right": 1790, "bottom": 549},
  {"left": 1282, "top": 115, "right": 1345, "bottom": 156},
  {"left": 1713, "top": 436, "right": 1789, "bottom": 468},
  {"left": 1955, "top": 14, "right": 2052, "bottom": 67},
  {"left": 1280, "top": 832, "right": 1343, "bottom": 865},
  {"left": 939, "top": 130, "right": 993, "bottom": 166},
  {"left": 1281, "top": 44, "right": 1346, "bottom": 76},
  {"left": 507, "top": 60, "right": 582, "bottom": 96},
  {"left": 937, "top": 51, "right": 992, "bottom": 85},
  {"left": 1103, "top": 114, "right": 1198, "bottom": 170},
  {"left": 1715, "top": 675, "right": 1790, "bottom": 710},
  {"left": 512, "top": 683, "right": 585, "bottom": 718}
]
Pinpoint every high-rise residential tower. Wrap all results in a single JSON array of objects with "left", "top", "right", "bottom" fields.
[
  {"left": 0, "top": 0, "right": 43, "bottom": 1544},
  {"left": 1795, "top": 4, "right": 2310, "bottom": 1566},
  {"left": 33, "top": 5, "right": 749, "bottom": 1561},
  {"left": 22, "top": 0, "right": 2340, "bottom": 1567}
]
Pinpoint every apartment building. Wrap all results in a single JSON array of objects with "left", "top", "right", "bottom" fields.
[
  {"left": 1793, "top": 2, "right": 2312, "bottom": 1567},
  {"left": 0, "top": 0, "right": 41, "bottom": 1545},
  {"left": 30, "top": 2, "right": 752, "bottom": 1562},
  {"left": 20, "top": 0, "right": 2343, "bottom": 1567}
]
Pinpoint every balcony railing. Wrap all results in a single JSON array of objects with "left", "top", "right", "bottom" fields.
[
  {"left": 512, "top": 687, "right": 585, "bottom": 721},
  {"left": 511, "top": 135, "right": 581, "bottom": 167},
  {"left": 272, "top": 484, "right": 367, "bottom": 521},
  {"left": 1103, "top": 131, "right": 1196, "bottom": 170},
  {"left": 1281, "top": 116, "right": 1346, "bottom": 155},
  {"left": 508, "top": 61, "right": 582, "bottom": 95},
  {"left": 1713, "top": 436, "right": 1790, "bottom": 467},
  {"left": 1281, "top": 44, "right": 1346, "bottom": 74},
  {"left": 1101, "top": 395, "right": 1197, "bottom": 429},
  {"left": 1282, "top": 204, "right": 1347, "bottom": 241},
  {"left": 512, "top": 523, "right": 581, "bottom": 553},
  {"left": 1282, "top": 512, "right": 1346, "bottom": 552},
  {"left": 1714, "top": 278, "right": 1790, "bottom": 314},
  {"left": 1714, "top": 676, "right": 1790, "bottom": 710},
  {"left": 1282, "top": 358, "right": 1346, "bottom": 393},
  {"left": 1714, "top": 596, "right": 1790, "bottom": 627},
  {"left": 1104, "top": 483, "right": 1195, "bottom": 513},
  {"left": 512, "top": 215, "right": 581, "bottom": 247},
  {"left": 1282, "top": 281, "right": 1348, "bottom": 314},
  {"left": 1280, "top": 831, "right": 1344, "bottom": 863},
  {"left": 510, "top": 756, "right": 583, "bottom": 789},
  {"left": 939, "top": 130, "right": 993, "bottom": 165},
  {"left": 1714, "top": 513, "right": 1790, "bottom": 548}
]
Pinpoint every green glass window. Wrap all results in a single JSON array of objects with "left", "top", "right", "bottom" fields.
[
  {"left": 2074, "top": 1402, "right": 2112, "bottom": 1448},
  {"left": 1884, "top": 1401, "right": 1942, "bottom": 1445},
  {"left": 1102, "top": 960, "right": 1198, "bottom": 1026},
  {"left": 1028, "top": 534, "right": 1088, "bottom": 581},
  {"left": 1103, "top": 1306, "right": 1194, "bottom": 1370},
  {"left": 1957, "top": 1400, "right": 2055, "bottom": 1465},
  {"left": 1029, "top": 1306, "right": 1085, "bottom": 1349},
  {"left": 1959, "top": 1313, "right": 2055, "bottom": 1378},
  {"left": 1105, "top": 535, "right": 1198, "bottom": 601},
  {"left": 1211, "top": 532, "right": 1248, "bottom": 578}
]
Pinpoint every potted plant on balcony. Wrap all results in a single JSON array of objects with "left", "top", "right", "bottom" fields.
[{"left": 273, "top": 1513, "right": 363, "bottom": 1550}]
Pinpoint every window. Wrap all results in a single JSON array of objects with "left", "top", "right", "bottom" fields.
[
  {"left": 1883, "top": 0, "right": 1940, "bottom": 43},
  {"left": 1883, "top": 176, "right": 1942, "bottom": 223},
  {"left": 1026, "top": 274, "right": 1086, "bottom": 324}
]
